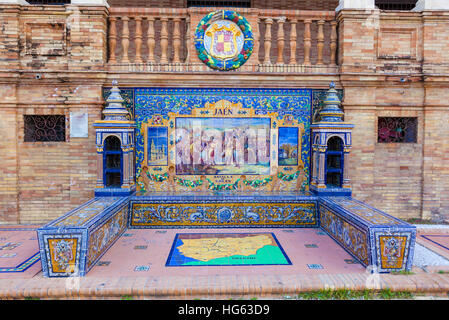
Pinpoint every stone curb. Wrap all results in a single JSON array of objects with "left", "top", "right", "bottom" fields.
[{"left": 0, "top": 273, "right": 448, "bottom": 299}]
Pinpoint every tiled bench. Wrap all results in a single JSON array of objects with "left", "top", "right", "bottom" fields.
[
  {"left": 37, "top": 194, "right": 416, "bottom": 277},
  {"left": 37, "top": 197, "right": 129, "bottom": 277},
  {"left": 319, "top": 197, "right": 416, "bottom": 273}
]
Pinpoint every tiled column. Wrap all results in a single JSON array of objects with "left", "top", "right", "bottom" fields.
[
  {"left": 317, "top": 148, "right": 327, "bottom": 188},
  {"left": 96, "top": 147, "right": 104, "bottom": 188},
  {"left": 122, "top": 150, "right": 130, "bottom": 188},
  {"left": 342, "top": 147, "right": 351, "bottom": 188},
  {"left": 311, "top": 146, "right": 318, "bottom": 185}
]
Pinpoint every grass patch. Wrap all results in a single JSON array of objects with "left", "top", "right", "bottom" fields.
[
  {"left": 24, "top": 296, "right": 40, "bottom": 300},
  {"left": 121, "top": 295, "right": 133, "bottom": 300},
  {"left": 391, "top": 270, "right": 415, "bottom": 275},
  {"left": 297, "top": 289, "right": 413, "bottom": 300},
  {"left": 438, "top": 270, "right": 449, "bottom": 274}
]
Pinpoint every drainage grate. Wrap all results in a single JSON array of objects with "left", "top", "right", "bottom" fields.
[{"left": 307, "top": 264, "right": 324, "bottom": 269}]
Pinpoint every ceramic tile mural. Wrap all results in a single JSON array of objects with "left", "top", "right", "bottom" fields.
[
  {"left": 278, "top": 127, "right": 299, "bottom": 166},
  {"left": 133, "top": 88, "right": 312, "bottom": 193},
  {"left": 130, "top": 198, "right": 318, "bottom": 228},
  {"left": 147, "top": 127, "right": 168, "bottom": 166}
]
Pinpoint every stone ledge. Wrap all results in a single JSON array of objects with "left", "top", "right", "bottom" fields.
[{"left": 0, "top": 273, "right": 448, "bottom": 299}]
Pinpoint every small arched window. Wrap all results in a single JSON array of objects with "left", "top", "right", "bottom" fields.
[
  {"left": 325, "top": 136, "right": 344, "bottom": 188},
  {"left": 104, "top": 136, "right": 122, "bottom": 187}
]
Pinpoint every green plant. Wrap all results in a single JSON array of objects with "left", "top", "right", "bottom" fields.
[
  {"left": 296, "top": 289, "right": 413, "bottom": 300},
  {"left": 391, "top": 270, "right": 415, "bottom": 275},
  {"left": 24, "top": 296, "right": 40, "bottom": 300}
]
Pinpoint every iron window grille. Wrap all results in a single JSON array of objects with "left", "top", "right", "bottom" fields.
[
  {"left": 24, "top": 115, "right": 66, "bottom": 142},
  {"left": 375, "top": 0, "right": 418, "bottom": 10},
  {"left": 377, "top": 117, "right": 417, "bottom": 143},
  {"left": 187, "top": 0, "right": 251, "bottom": 8}
]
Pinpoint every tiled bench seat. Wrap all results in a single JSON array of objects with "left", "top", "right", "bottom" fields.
[
  {"left": 319, "top": 197, "right": 416, "bottom": 273},
  {"left": 37, "top": 194, "right": 416, "bottom": 277},
  {"left": 37, "top": 197, "right": 129, "bottom": 277}
]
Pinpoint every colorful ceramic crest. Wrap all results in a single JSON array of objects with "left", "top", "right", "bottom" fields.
[{"left": 194, "top": 10, "right": 254, "bottom": 71}]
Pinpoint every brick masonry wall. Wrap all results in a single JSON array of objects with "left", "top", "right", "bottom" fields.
[
  {"left": 340, "top": 10, "right": 449, "bottom": 222},
  {"left": 11, "top": 84, "right": 104, "bottom": 224},
  {"left": 0, "top": 104, "right": 19, "bottom": 223},
  {"left": 0, "top": 6, "right": 449, "bottom": 224}
]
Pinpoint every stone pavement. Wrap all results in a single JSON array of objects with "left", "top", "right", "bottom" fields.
[{"left": 0, "top": 225, "right": 449, "bottom": 299}]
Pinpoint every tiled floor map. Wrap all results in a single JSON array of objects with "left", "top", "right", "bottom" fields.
[{"left": 166, "top": 233, "right": 291, "bottom": 266}]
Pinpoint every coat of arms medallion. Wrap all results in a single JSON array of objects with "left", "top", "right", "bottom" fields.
[{"left": 194, "top": 10, "right": 254, "bottom": 71}]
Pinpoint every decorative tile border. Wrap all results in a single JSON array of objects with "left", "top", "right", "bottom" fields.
[
  {"left": 420, "top": 235, "right": 449, "bottom": 252},
  {"left": 129, "top": 195, "right": 318, "bottom": 228},
  {"left": 0, "top": 252, "right": 40, "bottom": 273}
]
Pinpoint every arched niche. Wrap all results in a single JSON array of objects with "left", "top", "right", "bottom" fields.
[
  {"left": 325, "top": 136, "right": 344, "bottom": 188},
  {"left": 103, "top": 135, "right": 123, "bottom": 187}
]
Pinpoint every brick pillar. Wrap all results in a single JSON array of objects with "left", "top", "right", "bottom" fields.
[
  {"left": 419, "top": 6, "right": 449, "bottom": 222},
  {"left": 0, "top": 3, "right": 21, "bottom": 223},
  {"left": 66, "top": 3, "right": 109, "bottom": 70}
]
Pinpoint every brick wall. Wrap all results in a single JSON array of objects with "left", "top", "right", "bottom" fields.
[
  {"left": 339, "top": 10, "right": 449, "bottom": 222},
  {"left": 15, "top": 85, "right": 102, "bottom": 224},
  {"left": 0, "top": 5, "right": 449, "bottom": 224},
  {"left": 14, "top": 5, "right": 108, "bottom": 71}
]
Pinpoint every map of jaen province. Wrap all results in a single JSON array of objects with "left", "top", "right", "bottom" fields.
[{"left": 166, "top": 233, "right": 291, "bottom": 266}]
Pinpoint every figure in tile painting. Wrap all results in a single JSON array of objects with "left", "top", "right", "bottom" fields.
[
  {"left": 270, "top": 167, "right": 281, "bottom": 192},
  {"left": 167, "top": 165, "right": 176, "bottom": 192},
  {"left": 137, "top": 166, "right": 151, "bottom": 192},
  {"left": 296, "top": 161, "right": 306, "bottom": 191}
]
